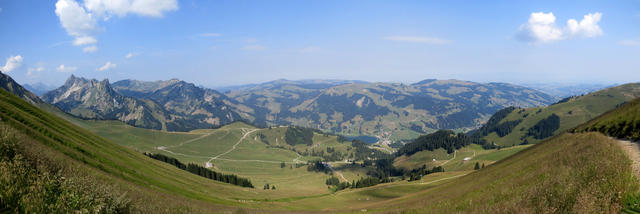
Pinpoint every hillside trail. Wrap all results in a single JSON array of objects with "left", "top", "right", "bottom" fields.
[
  {"left": 325, "top": 162, "right": 348, "bottom": 182},
  {"left": 206, "top": 128, "right": 259, "bottom": 165},
  {"left": 438, "top": 150, "right": 457, "bottom": 166},
  {"left": 617, "top": 139, "right": 640, "bottom": 178}
]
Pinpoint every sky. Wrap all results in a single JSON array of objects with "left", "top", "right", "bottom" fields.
[{"left": 0, "top": 0, "right": 639, "bottom": 88}]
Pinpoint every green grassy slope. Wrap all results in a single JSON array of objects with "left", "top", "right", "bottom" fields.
[
  {"left": 374, "top": 133, "right": 638, "bottom": 213},
  {"left": 41, "top": 113, "right": 361, "bottom": 199},
  {"left": 482, "top": 83, "right": 640, "bottom": 146},
  {"left": 0, "top": 88, "right": 313, "bottom": 212},
  {"left": 574, "top": 97, "right": 640, "bottom": 141}
]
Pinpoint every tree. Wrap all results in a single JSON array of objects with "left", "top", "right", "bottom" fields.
[
  {"left": 281, "top": 162, "right": 286, "bottom": 168},
  {"left": 482, "top": 163, "right": 485, "bottom": 168},
  {"left": 264, "top": 183, "right": 270, "bottom": 190},
  {"left": 474, "top": 162, "right": 480, "bottom": 170},
  {"left": 271, "top": 185, "right": 276, "bottom": 190}
]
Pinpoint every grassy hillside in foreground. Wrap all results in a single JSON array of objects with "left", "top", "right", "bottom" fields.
[
  {"left": 574, "top": 97, "right": 640, "bottom": 141},
  {"left": 0, "top": 87, "right": 302, "bottom": 213},
  {"left": 363, "top": 133, "right": 638, "bottom": 213},
  {"left": 479, "top": 83, "right": 640, "bottom": 146}
]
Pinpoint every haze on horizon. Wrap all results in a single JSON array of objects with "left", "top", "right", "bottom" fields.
[{"left": 0, "top": 0, "right": 639, "bottom": 88}]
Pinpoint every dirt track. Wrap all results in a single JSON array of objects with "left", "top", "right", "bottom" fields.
[{"left": 617, "top": 139, "right": 640, "bottom": 177}]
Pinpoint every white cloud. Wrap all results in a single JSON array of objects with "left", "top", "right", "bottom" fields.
[
  {"left": 198, "top": 33, "right": 222, "bottom": 37},
  {"left": 242, "top": 45, "right": 266, "bottom": 51},
  {"left": 82, "top": 45, "right": 98, "bottom": 53},
  {"left": 517, "top": 12, "right": 603, "bottom": 44},
  {"left": 56, "top": 64, "right": 77, "bottom": 72},
  {"left": 383, "top": 36, "right": 451, "bottom": 44},
  {"left": 1, "top": 55, "right": 24, "bottom": 73},
  {"left": 567, "top": 13, "right": 603, "bottom": 38},
  {"left": 73, "top": 36, "right": 98, "bottom": 46},
  {"left": 27, "top": 66, "right": 45, "bottom": 78},
  {"left": 125, "top": 52, "right": 138, "bottom": 58},
  {"left": 97, "top": 61, "right": 116, "bottom": 71},
  {"left": 84, "top": 0, "right": 178, "bottom": 18},
  {"left": 55, "top": 0, "right": 177, "bottom": 53},
  {"left": 55, "top": 0, "right": 98, "bottom": 49},
  {"left": 619, "top": 39, "right": 640, "bottom": 46}
]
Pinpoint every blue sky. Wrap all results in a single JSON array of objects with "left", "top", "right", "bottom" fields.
[{"left": 0, "top": 0, "right": 639, "bottom": 87}]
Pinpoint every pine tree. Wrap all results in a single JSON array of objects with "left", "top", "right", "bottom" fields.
[
  {"left": 482, "top": 163, "right": 485, "bottom": 168},
  {"left": 474, "top": 162, "right": 480, "bottom": 170},
  {"left": 281, "top": 162, "right": 286, "bottom": 168},
  {"left": 264, "top": 183, "right": 270, "bottom": 190},
  {"left": 271, "top": 185, "right": 276, "bottom": 190}
]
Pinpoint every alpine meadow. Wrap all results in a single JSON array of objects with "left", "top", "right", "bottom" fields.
[{"left": 1, "top": 1, "right": 640, "bottom": 213}]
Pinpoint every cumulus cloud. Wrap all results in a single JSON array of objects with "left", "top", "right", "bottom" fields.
[
  {"left": 83, "top": 45, "right": 98, "bottom": 53},
  {"left": 55, "top": 0, "right": 98, "bottom": 48},
  {"left": 383, "top": 36, "right": 451, "bottom": 45},
  {"left": 1, "top": 55, "right": 24, "bottom": 73},
  {"left": 55, "top": 0, "right": 178, "bottom": 53},
  {"left": 517, "top": 12, "right": 603, "bottom": 44},
  {"left": 97, "top": 61, "right": 116, "bottom": 71},
  {"left": 567, "top": 13, "right": 603, "bottom": 38},
  {"left": 56, "top": 64, "right": 77, "bottom": 72}
]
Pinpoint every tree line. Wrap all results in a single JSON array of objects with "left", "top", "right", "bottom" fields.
[{"left": 144, "top": 153, "right": 254, "bottom": 188}]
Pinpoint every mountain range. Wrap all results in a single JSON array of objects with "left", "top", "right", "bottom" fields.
[{"left": 39, "top": 76, "right": 556, "bottom": 138}]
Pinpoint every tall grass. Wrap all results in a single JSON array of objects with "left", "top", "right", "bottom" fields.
[
  {"left": 381, "top": 133, "right": 639, "bottom": 213},
  {"left": 0, "top": 125, "right": 132, "bottom": 213}
]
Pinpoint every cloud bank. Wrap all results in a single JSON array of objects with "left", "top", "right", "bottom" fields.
[{"left": 517, "top": 12, "right": 603, "bottom": 44}]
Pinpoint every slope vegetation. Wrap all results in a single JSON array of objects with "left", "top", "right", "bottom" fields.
[
  {"left": 476, "top": 83, "right": 640, "bottom": 146},
  {"left": 0, "top": 87, "right": 295, "bottom": 213},
  {"left": 574, "top": 97, "right": 640, "bottom": 141}
]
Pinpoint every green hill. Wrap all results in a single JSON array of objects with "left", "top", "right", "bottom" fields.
[
  {"left": 475, "top": 83, "right": 640, "bottom": 146},
  {"left": 0, "top": 87, "right": 298, "bottom": 213},
  {"left": 574, "top": 97, "right": 640, "bottom": 140}
]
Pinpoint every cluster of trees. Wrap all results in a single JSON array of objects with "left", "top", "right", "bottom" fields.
[
  {"left": 263, "top": 183, "right": 276, "bottom": 190},
  {"left": 526, "top": 114, "right": 560, "bottom": 139},
  {"left": 307, "top": 160, "right": 331, "bottom": 174},
  {"left": 471, "top": 107, "right": 522, "bottom": 138},
  {"left": 285, "top": 126, "right": 314, "bottom": 146},
  {"left": 396, "top": 130, "right": 473, "bottom": 156},
  {"left": 144, "top": 152, "right": 186, "bottom": 169},
  {"left": 406, "top": 165, "right": 445, "bottom": 181},
  {"left": 144, "top": 153, "right": 254, "bottom": 188},
  {"left": 474, "top": 162, "right": 485, "bottom": 170},
  {"left": 351, "top": 140, "right": 390, "bottom": 161},
  {"left": 325, "top": 176, "right": 351, "bottom": 191},
  {"left": 185, "top": 163, "right": 254, "bottom": 188},
  {"left": 352, "top": 176, "right": 392, "bottom": 188},
  {"left": 300, "top": 148, "right": 346, "bottom": 162}
]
